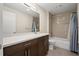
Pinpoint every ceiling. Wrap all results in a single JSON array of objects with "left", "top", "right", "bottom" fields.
[
  {"left": 3, "top": 3, "right": 77, "bottom": 16},
  {"left": 4, "top": 3, "right": 39, "bottom": 17},
  {"left": 38, "top": 3, "right": 77, "bottom": 15}
]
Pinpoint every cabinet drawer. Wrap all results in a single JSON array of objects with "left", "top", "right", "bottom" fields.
[{"left": 3, "top": 42, "right": 25, "bottom": 56}]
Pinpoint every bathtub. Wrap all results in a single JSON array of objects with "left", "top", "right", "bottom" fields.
[{"left": 49, "top": 37, "right": 70, "bottom": 50}]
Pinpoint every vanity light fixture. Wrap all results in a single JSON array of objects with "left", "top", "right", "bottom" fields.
[
  {"left": 23, "top": 3, "right": 36, "bottom": 11},
  {"left": 24, "top": 3, "right": 30, "bottom": 7},
  {"left": 23, "top": 3, "right": 30, "bottom": 11}
]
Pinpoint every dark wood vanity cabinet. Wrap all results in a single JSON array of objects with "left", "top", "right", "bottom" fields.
[
  {"left": 24, "top": 39, "right": 38, "bottom": 56},
  {"left": 3, "top": 42, "right": 25, "bottom": 56},
  {"left": 38, "top": 36, "right": 49, "bottom": 56},
  {"left": 3, "top": 35, "right": 49, "bottom": 56}
]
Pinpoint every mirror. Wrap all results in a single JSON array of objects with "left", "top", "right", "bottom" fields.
[{"left": 3, "top": 3, "right": 39, "bottom": 37}]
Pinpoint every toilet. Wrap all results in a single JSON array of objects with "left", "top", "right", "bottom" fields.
[{"left": 49, "top": 39, "right": 56, "bottom": 50}]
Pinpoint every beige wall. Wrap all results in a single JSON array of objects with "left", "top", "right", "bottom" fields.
[
  {"left": 3, "top": 6, "right": 33, "bottom": 33},
  {"left": 16, "top": 12, "right": 33, "bottom": 33},
  {"left": 49, "top": 13, "right": 53, "bottom": 37},
  {"left": 52, "top": 12, "right": 71, "bottom": 39},
  {"left": 0, "top": 4, "right": 3, "bottom": 56},
  {"left": 39, "top": 9, "right": 49, "bottom": 33}
]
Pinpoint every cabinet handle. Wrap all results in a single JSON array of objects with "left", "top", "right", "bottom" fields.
[
  {"left": 24, "top": 43, "right": 31, "bottom": 56},
  {"left": 27, "top": 49, "right": 31, "bottom": 56},
  {"left": 25, "top": 48, "right": 31, "bottom": 56},
  {"left": 24, "top": 43, "right": 31, "bottom": 47}
]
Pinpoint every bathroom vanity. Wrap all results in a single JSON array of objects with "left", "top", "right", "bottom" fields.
[
  {"left": 2, "top": 3, "right": 49, "bottom": 56},
  {"left": 3, "top": 33, "right": 49, "bottom": 56}
]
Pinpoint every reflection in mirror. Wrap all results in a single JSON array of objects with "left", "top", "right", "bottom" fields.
[
  {"left": 3, "top": 3, "right": 39, "bottom": 37},
  {"left": 33, "top": 17, "right": 39, "bottom": 32}
]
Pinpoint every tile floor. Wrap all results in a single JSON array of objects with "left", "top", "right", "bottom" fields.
[{"left": 47, "top": 47, "right": 79, "bottom": 56}]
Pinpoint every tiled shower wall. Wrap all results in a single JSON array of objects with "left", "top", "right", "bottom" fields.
[{"left": 50, "top": 12, "right": 71, "bottom": 39}]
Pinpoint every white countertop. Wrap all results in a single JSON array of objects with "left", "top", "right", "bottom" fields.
[{"left": 3, "top": 32, "right": 49, "bottom": 48}]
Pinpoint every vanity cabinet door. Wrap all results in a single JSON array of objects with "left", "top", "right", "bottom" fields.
[
  {"left": 12, "top": 50, "right": 25, "bottom": 56},
  {"left": 43, "top": 36, "right": 49, "bottom": 55},
  {"left": 30, "top": 39, "right": 38, "bottom": 56},
  {"left": 38, "top": 35, "right": 49, "bottom": 56},
  {"left": 24, "top": 39, "right": 38, "bottom": 56},
  {"left": 38, "top": 36, "right": 46, "bottom": 56},
  {"left": 3, "top": 42, "right": 25, "bottom": 56}
]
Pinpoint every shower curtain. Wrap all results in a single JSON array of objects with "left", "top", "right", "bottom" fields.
[{"left": 70, "top": 12, "right": 78, "bottom": 53}]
